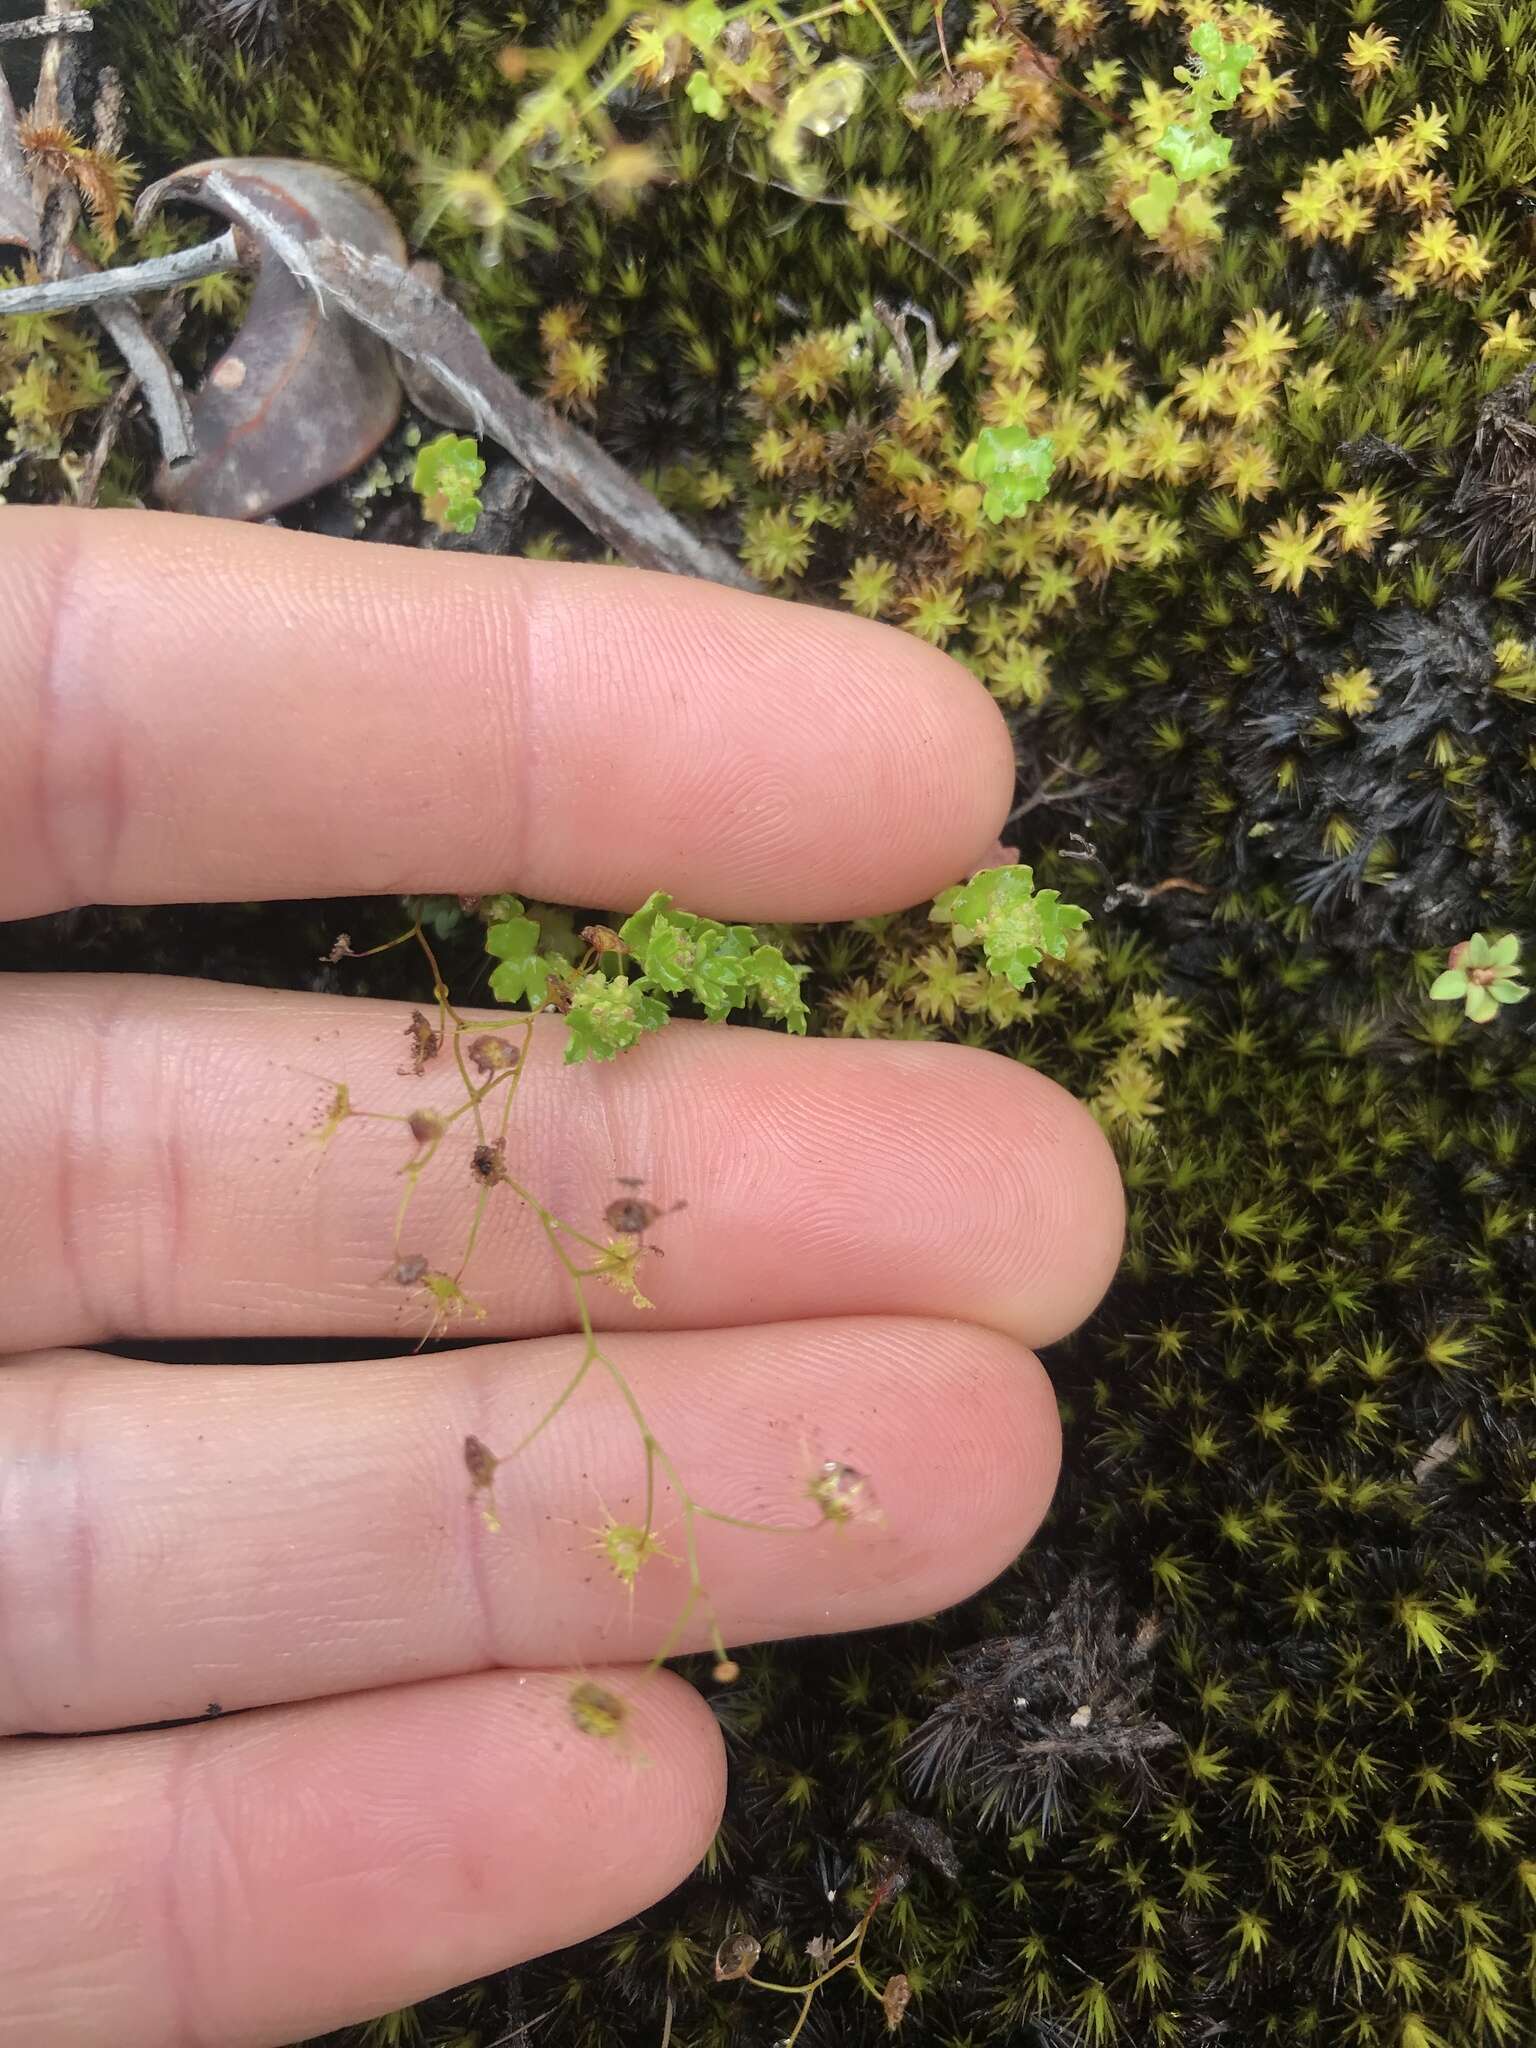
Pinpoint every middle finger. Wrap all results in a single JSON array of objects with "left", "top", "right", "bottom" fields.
[{"left": 2, "top": 974, "right": 1123, "bottom": 1356}]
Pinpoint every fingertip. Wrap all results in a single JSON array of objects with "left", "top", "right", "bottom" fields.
[
  {"left": 519, "top": 561, "right": 1017, "bottom": 917},
  {"left": 954, "top": 1049, "right": 1127, "bottom": 1345},
  {"left": 885, "top": 1327, "right": 1063, "bottom": 1615},
  {"left": 1000, "top": 1341, "right": 1064, "bottom": 1547},
  {"left": 775, "top": 599, "right": 1018, "bottom": 908},
  {"left": 0, "top": 1664, "right": 733, "bottom": 2048},
  {"left": 1034, "top": 1071, "right": 1128, "bottom": 1338},
  {"left": 587, "top": 1663, "right": 730, "bottom": 1870},
  {"left": 328, "top": 1665, "right": 727, "bottom": 1939}
]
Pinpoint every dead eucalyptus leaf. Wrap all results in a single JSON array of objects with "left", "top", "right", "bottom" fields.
[{"left": 134, "top": 156, "right": 406, "bottom": 519}]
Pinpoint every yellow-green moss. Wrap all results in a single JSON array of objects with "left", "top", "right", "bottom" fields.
[{"left": 6, "top": 1, "right": 1534, "bottom": 2039}]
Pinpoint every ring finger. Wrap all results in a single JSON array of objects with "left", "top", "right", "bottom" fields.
[
  {"left": 0, "top": 1315, "right": 1060, "bottom": 1735},
  {"left": 2, "top": 1664, "right": 725, "bottom": 2048}
]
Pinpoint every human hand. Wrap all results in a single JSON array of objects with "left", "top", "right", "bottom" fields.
[{"left": 0, "top": 507, "right": 1123, "bottom": 2048}]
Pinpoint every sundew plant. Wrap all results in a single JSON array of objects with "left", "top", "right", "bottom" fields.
[{"left": 311, "top": 866, "right": 1083, "bottom": 1699}]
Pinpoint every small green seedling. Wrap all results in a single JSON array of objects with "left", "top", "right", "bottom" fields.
[
  {"left": 1129, "top": 16, "right": 1254, "bottom": 242},
  {"left": 1128, "top": 170, "right": 1181, "bottom": 237},
  {"left": 1155, "top": 121, "right": 1231, "bottom": 182},
  {"left": 974, "top": 428, "right": 1055, "bottom": 522},
  {"left": 685, "top": 68, "right": 727, "bottom": 118},
  {"left": 485, "top": 890, "right": 809, "bottom": 1062},
  {"left": 1428, "top": 932, "right": 1529, "bottom": 1024},
  {"left": 412, "top": 431, "right": 485, "bottom": 534},
  {"left": 931, "top": 863, "right": 1091, "bottom": 989},
  {"left": 1177, "top": 18, "right": 1254, "bottom": 110}
]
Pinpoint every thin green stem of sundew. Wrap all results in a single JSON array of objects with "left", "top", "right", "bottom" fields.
[
  {"left": 765, "top": 0, "right": 857, "bottom": 37},
  {"left": 490, "top": 0, "right": 629, "bottom": 170},
  {"left": 504, "top": 1339, "right": 601, "bottom": 1462},
  {"left": 641, "top": 1428, "right": 657, "bottom": 1543},
  {"left": 851, "top": 0, "right": 920, "bottom": 81},
  {"left": 740, "top": 1897, "right": 890, "bottom": 2043},
  {"left": 316, "top": 915, "right": 870, "bottom": 1691},
  {"left": 570, "top": 45, "right": 644, "bottom": 130},
  {"left": 494, "top": 0, "right": 886, "bottom": 170},
  {"left": 537, "top": 1210, "right": 751, "bottom": 1666},
  {"left": 760, "top": 0, "right": 819, "bottom": 70}
]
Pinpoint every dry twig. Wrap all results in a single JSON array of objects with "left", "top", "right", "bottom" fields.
[
  {"left": 0, "top": 10, "right": 93, "bottom": 42},
  {"left": 76, "top": 296, "right": 187, "bottom": 505},
  {"left": 0, "top": 59, "right": 36, "bottom": 244},
  {"left": 0, "top": 27, "right": 195, "bottom": 463},
  {"left": 0, "top": 230, "right": 240, "bottom": 314},
  {"left": 31, "top": 0, "right": 82, "bottom": 136},
  {"left": 89, "top": 295, "right": 196, "bottom": 462}
]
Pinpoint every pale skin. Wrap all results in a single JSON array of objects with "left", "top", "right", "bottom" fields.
[{"left": 0, "top": 506, "right": 1125, "bottom": 2048}]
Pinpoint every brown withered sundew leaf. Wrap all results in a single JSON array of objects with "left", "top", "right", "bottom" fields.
[
  {"left": 135, "top": 156, "right": 405, "bottom": 520},
  {"left": 880, "top": 1972, "right": 913, "bottom": 2032},
  {"left": 712, "top": 1931, "right": 761, "bottom": 1983},
  {"left": 462, "top": 1434, "right": 500, "bottom": 1491}
]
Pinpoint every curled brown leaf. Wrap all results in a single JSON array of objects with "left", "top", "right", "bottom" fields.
[
  {"left": 135, "top": 156, "right": 406, "bottom": 519},
  {"left": 881, "top": 1972, "right": 913, "bottom": 2031}
]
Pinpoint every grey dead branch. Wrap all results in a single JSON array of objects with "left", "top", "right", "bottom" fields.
[
  {"left": 0, "top": 60, "right": 40, "bottom": 248},
  {"left": 0, "top": 228, "right": 239, "bottom": 314},
  {"left": 30, "top": 0, "right": 80, "bottom": 133},
  {"left": 0, "top": 12, "right": 95, "bottom": 42},
  {"left": 0, "top": 24, "right": 194, "bottom": 474}
]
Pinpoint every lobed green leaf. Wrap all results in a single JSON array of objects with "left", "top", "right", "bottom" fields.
[{"left": 932, "top": 864, "right": 1092, "bottom": 991}]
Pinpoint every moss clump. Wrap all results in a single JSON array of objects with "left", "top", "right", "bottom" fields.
[
  {"left": 92, "top": 0, "right": 1536, "bottom": 973},
  {"left": 4, "top": 0, "right": 1529, "bottom": 2041},
  {"left": 479, "top": 954, "right": 1535, "bottom": 2048}
]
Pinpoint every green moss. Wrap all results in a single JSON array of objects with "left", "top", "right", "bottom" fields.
[
  {"left": 90, "top": 0, "right": 1536, "bottom": 968},
  {"left": 496, "top": 962, "right": 1535, "bottom": 2048},
  {"left": 7, "top": 0, "right": 1533, "bottom": 2039}
]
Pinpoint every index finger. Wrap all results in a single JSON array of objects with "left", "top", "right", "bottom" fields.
[{"left": 0, "top": 507, "right": 1013, "bottom": 921}]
